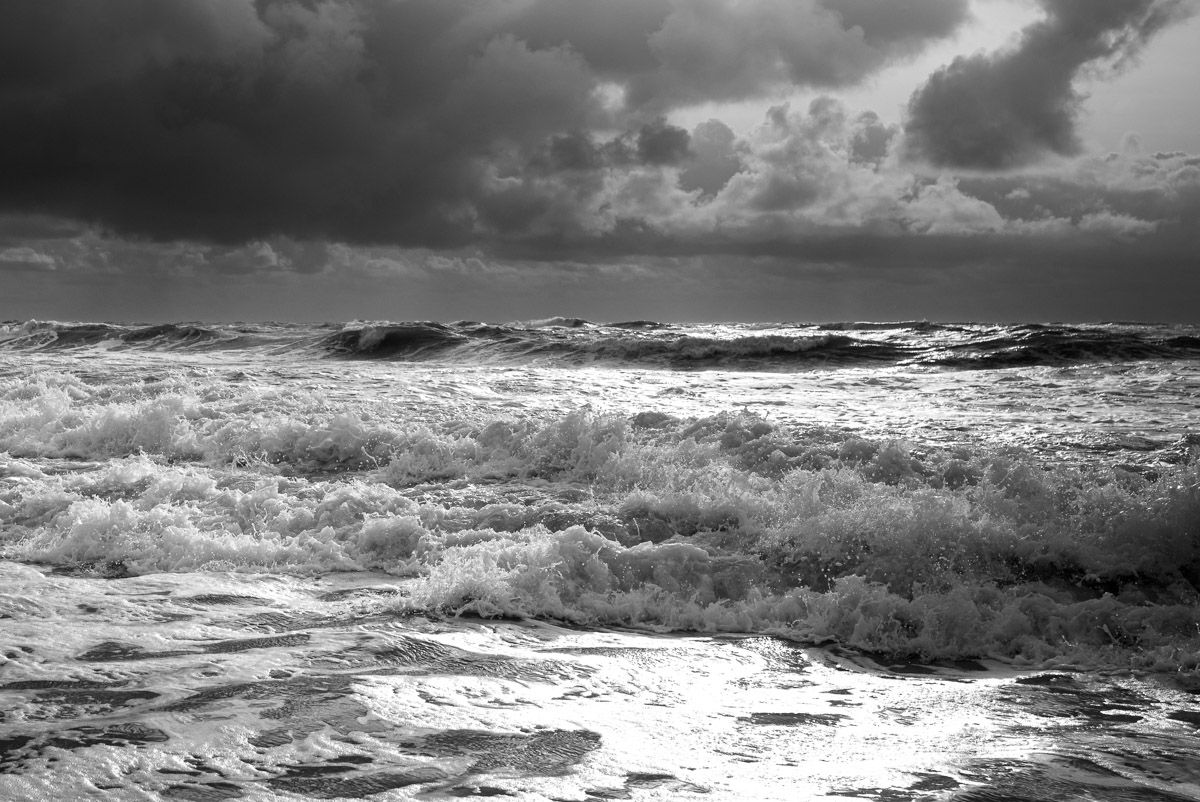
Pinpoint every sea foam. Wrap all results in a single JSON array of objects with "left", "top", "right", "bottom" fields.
[{"left": 4, "top": 362, "right": 1200, "bottom": 669}]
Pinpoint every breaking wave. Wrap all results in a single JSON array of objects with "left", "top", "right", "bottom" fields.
[
  {"left": 3, "top": 366, "right": 1200, "bottom": 670},
  {"left": 319, "top": 323, "right": 469, "bottom": 359}
]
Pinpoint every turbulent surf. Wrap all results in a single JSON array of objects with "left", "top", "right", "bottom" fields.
[{"left": 2, "top": 318, "right": 1200, "bottom": 800}]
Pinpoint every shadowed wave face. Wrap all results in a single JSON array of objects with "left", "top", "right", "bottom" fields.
[{"left": 318, "top": 323, "right": 470, "bottom": 359}]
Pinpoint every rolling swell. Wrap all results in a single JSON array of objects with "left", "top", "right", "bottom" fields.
[
  {"left": 319, "top": 323, "right": 1200, "bottom": 369},
  {"left": 926, "top": 327, "right": 1200, "bottom": 368},
  {"left": 0, "top": 321, "right": 124, "bottom": 349},
  {"left": 816, "top": 320, "right": 954, "bottom": 333},
  {"left": 316, "top": 324, "right": 917, "bottom": 368},
  {"left": 3, "top": 319, "right": 1200, "bottom": 370},
  {"left": 120, "top": 323, "right": 225, "bottom": 348},
  {"left": 0, "top": 321, "right": 240, "bottom": 351},
  {"left": 571, "top": 333, "right": 913, "bottom": 368},
  {"left": 605, "top": 320, "right": 672, "bottom": 330}
]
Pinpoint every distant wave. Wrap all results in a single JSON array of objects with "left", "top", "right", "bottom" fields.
[
  {"left": 564, "top": 333, "right": 914, "bottom": 368},
  {"left": 926, "top": 327, "right": 1200, "bottom": 368},
  {"left": 604, "top": 320, "right": 671, "bottom": 330},
  {"left": 816, "top": 320, "right": 950, "bottom": 332},
  {"left": 3, "top": 319, "right": 1200, "bottom": 371},
  {"left": 0, "top": 321, "right": 254, "bottom": 352},
  {"left": 122, "top": 323, "right": 213, "bottom": 341},
  {"left": 317, "top": 327, "right": 915, "bottom": 368},
  {"left": 0, "top": 321, "right": 123, "bottom": 349},
  {"left": 520, "top": 316, "right": 594, "bottom": 328}
]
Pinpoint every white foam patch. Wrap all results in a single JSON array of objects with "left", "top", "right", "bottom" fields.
[
  {"left": 3, "top": 345, "right": 1200, "bottom": 675},
  {"left": 5, "top": 567, "right": 1199, "bottom": 801}
]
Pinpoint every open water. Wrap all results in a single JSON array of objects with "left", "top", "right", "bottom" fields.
[{"left": 2, "top": 318, "right": 1200, "bottom": 800}]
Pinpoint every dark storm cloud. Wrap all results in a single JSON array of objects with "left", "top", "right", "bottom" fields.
[
  {"left": 1, "top": 0, "right": 603, "bottom": 246},
  {"left": 508, "top": 0, "right": 970, "bottom": 108},
  {"left": 818, "top": 0, "right": 971, "bottom": 48},
  {"left": 849, "top": 112, "right": 898, "bottom": 166},
  {"left": 0, "top": 214, "right": 89, "bottom": 246},
  {"left": 626, "top": 0, "right": 970, "bottom": 108},
  {"left": 679, "top": 120, "right": 743, "bottom": 197},
  {"left": 11, "top": 87, "right": 1198, "bottom": 288},
  {"left": 0, "top": 0, "right": 968, "bottom": 247},
  {"left": 12, "top": 0, "right": 1196, "bottom": 310},
  {"left": 532, "top": 119, "right": 692, "bottom": 173},
  {"left": 636, "top": 119, "right": 692, "bottom": 165},
  {"left": 904, "top": 0, "right": 1196, "bottom": 170}
]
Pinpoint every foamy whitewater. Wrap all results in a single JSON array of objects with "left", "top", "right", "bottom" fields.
[{"left": 2, "top": 319, "right": 1200, "bottom": 800}]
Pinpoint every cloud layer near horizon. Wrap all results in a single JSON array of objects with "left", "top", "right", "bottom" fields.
[
  {"left": 1, "top": 0, "right": 1198, "bottom": 322},
  {"left": 7, "top": 101, "right": 1197, "bottom": 276}
]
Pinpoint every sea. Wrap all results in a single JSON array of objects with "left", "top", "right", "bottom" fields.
[{"left": 2, "top": 317, "right": 1200, "bottom": 801}]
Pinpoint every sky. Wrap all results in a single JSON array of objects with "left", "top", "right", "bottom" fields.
[{"left": 2, "top": 0, "right": 1199, "bottom": 323}]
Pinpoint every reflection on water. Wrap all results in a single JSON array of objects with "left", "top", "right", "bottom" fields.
[{"left": 3, "top": 567, "right": 1200, "bottom": 801}]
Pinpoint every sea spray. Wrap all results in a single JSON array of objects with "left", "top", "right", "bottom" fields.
[{"left": 5, "top": 395, "right": 1200, "bottom": 667}]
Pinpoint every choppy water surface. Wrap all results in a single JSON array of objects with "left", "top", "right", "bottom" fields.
[{"left": 2, "top": 319, "right": 1200, "bottom": 800}]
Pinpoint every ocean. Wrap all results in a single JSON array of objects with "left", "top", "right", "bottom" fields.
[{"left": 2, "top": 318, "right": 1200, "bottom": 801}]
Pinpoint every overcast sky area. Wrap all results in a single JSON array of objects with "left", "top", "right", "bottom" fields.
[{"left": 2, "top": 0, "right": 1199, "bottom": 323}]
